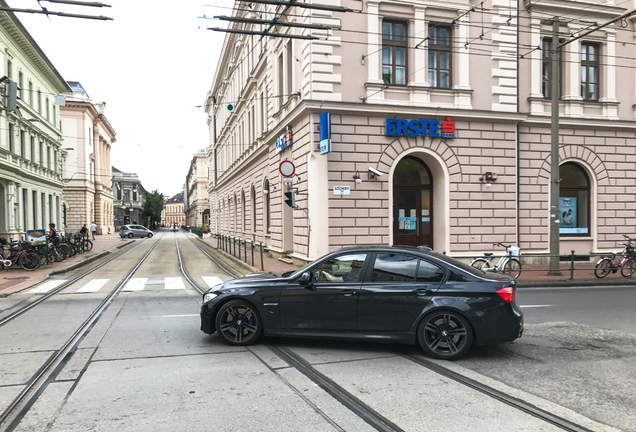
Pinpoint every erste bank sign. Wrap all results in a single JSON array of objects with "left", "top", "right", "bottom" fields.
[{"left": 386, "top": 117, "right": 456, "bottom": 138}]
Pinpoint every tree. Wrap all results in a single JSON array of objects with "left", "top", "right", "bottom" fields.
[{"left": 143, "top": 190, "right": 164, "bottom": 227}]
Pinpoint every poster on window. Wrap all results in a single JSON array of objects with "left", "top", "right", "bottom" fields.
[{"left": 559, "top": 197, "right": 587, "bottom": 234}]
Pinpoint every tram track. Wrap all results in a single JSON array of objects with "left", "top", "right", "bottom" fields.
[
  {"left": 0, "top": 239, "right": 140, "bottom": 328},
  {"left": 0, "top": 233, "right": 165, "bottom": 432},
  {"left": 185, "top": 232, "right": 600, "bottom": 432}
]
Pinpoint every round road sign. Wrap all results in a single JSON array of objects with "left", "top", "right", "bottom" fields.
[{"left": 279, "top": 160, "right": 295, "bottom": 177}]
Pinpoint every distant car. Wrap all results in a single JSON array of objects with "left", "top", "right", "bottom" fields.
[
  {"left": 200, "top": 246, "right": 524, "bottom": 360},
  {"left": 119, "top": 224, "right": 153, "bottom": 239}
]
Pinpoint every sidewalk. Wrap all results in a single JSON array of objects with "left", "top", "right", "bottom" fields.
[
  {"left": 0, "top": 233, "right": 133, "bottom": 297},
  {"left": 199, "top": 235, "right": 636, "bottom": 288}
]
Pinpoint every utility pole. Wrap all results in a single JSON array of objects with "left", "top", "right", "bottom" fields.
[{"left": 548, "top": 8, "right": 636, "bottom": 274}]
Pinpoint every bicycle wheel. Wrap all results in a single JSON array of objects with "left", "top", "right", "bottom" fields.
[
  {"left": 503, "top": 259, "right": 522, "bottom": 279},
  {"left": 59, "top": 244, "right": 73, "bottom": 259},
  {"left": 471, "top": 258, "right": 490, "bottom": 271},
  {"left": 20, "top": 252, "right": 41, "bottom": 271},
  {"left": 595, "top": 258, "right": 613, "bottom": 278},
  {"left": 621, "top": 259, "right": 635, "bottom": 277},
  {"left": 84, "top": 240, "right": 93, "bottom": 251}
]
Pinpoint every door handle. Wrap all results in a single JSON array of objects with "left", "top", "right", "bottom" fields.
[
  {"left": 340, "top": 290, "right": 357, "bottom": 297},
  {"left": 414, "top": 288, "right": 432, "bottom": 296}
]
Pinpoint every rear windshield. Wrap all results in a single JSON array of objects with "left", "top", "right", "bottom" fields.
[{"left": 428, "top": 252, "right": 487, "bottom": 278}]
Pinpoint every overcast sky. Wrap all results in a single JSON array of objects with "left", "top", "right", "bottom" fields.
[{"left": 8, "top": 0, "right": 234, "bottom": 197}]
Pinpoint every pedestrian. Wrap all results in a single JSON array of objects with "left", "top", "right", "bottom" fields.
[
  {"left": 80, "top": 224, "right": 88, "bottom": 238},
  {"left": 90, "top": 221, "right": 97, "bottom": 240},
  {"left": 47, "top": 223, "right": 58, "bottom": 241}
]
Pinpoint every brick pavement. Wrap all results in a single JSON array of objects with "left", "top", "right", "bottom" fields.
[{"left": 0, "top": 233, "right": 134, "bottom": 297}]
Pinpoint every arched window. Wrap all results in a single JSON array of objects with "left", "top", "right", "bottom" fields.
[
  {"left": 559, "top": 162, "right": 590, "bottom": 236},
  {"left": 251, "top": 186, "right": 256, "bottom": 233},
  {"left": 242, "top": 191, "right": 247, "bottom": 232},
  {"left": 264, "top": 179, "right": 271, "bottom": 234}
]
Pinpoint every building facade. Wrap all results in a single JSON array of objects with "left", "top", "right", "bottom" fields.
[
  {"left": 161, "top": 193, "right": 184, "bottom": 226},
  {"left": 206, "top": 0, "right": 636, "bottom": 264},
  {"left": 60, "top": 82, "right": 116, "bottom": 235},
  {"left": 185, "top": 151, "right": 209, "bottom": 228},
  {"left": 0, "top": 3, "right": 70, "bottom": 239},
  {"left": 112, "top": 167, "right": 147, "bottom": 229}
]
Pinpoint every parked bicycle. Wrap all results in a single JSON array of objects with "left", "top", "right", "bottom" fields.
[
  {"left": 594, "top": 235, "right": 636, "bottom": 278},
  {"left": 470, "top": 242, "right": 522, "bottom": 279},
  {"left": 0, "top": 238, "right": 41, "bottom": 271}
]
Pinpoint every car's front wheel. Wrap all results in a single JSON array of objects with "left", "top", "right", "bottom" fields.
[
  {"left": 215, "top": 300, "right": 262, "bottom": 346},
  {"left": 417, "top": 310, "right": 473, "bottom": 360},
  {"left": 148, "top": 233, "right": 153, "bottom": 238}
]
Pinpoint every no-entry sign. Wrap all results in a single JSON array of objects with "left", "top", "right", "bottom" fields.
[{"left": 279, "top": 160, "right": 295, "bottom": 178}]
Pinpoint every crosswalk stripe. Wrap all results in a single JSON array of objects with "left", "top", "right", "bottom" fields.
[
  {"left": 122, "top": 278, "right": 148, "bottom": 291},
  {"left": 28, "top": 280, "right": 67, "bottom": 294},
  {"left": 77, "top": 279, "right": 110, "bottom": 293},
  {"left": 202, "top": 276, "right": 224, "bottom": 288},
  {"left": 165, "top": 277, "right": 185, "bottom": 290}
]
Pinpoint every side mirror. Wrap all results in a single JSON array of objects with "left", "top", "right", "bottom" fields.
[{"left": 298, "top": 272, "right": 311, "bottom": 284}]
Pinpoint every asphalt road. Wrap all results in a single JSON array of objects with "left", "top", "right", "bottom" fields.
[{"left": 0, "top": 231, "right": 633, "bottom": 432}]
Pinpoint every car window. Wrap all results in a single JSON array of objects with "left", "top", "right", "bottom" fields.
[
  {"left": 428, "top": 252, "right": 485, "bottom": 278},
  {"left": 311, "top": 253, "right": 367, "bottom": 283},
  {"left": 370, "top": 254, "right": 418, "bottom": 282},
  {"left": 416, "top": 259, "right": 445, "bottom": 283},
  {"left": 448, "top": 270, "right": 468, "bottom": 282}
]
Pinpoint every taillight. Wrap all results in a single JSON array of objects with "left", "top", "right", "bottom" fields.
[{"left": 497, "top": 286, "right": 516, "bottom": 302}]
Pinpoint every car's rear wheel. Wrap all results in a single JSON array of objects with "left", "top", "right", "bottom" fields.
[
  {"left": 127, "top": 233, "right": 134, "bottom": 239},
  {"left": 417, "top": 310, "right": 473, "bottom": 360},
  {"left": 215, "top": 300, "right": 262, "bottom": 346}
]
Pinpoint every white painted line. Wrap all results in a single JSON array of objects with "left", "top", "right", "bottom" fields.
[
  {"left": 161, "top": 314, "right": 199, "bottom": 318},
  {"left": 121, "top": 278, "right": 148, "bottom": 291},
  {"left": 28, "top": 280, "right": 67, "bottom": 294},
  {"left": 519, "top": 305, "right": 554, "bottom": 308},
  {"left": 77, "top": 279, "right": 110, "bottom": 293},
  {"left": 165, "top": 277, "right": 185, "bottom": 290},
  {"left": 202, "top": 276, "right": 223, "bottom": 288}
]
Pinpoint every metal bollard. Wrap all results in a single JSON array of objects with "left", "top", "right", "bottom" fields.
[
  {"left": 251, "top": 240, "right": 255, "bottom": 267},
  {"left": 570, "top": 250, "right": 575, "bottom": 281},
  {"left": 244, "top": 239, "right": 247, "bottom": 263},
  {"left": 260, "top": 242, "right": 264, "bottom": 270},
  {"left": 238, "top": 238, "right": 241, "bottom": 260}
]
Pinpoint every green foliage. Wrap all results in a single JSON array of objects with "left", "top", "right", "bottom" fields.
[{"left": 143, "top": 190, "right": 164, "bottom": 224}]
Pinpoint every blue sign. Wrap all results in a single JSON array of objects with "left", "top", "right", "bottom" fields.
[
  {"left": 276, "top": 126, "right": 292, "bottom": 154},
  {"left": 386, "top": 117, "right": 456, "bottom": 138},
  {"left": 320, "top": 112, "right": 332, "bottom": 154}
]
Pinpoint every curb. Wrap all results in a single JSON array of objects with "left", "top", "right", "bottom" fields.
[{"left": 517, "top": 278, "right": 636, "bottom": 288}]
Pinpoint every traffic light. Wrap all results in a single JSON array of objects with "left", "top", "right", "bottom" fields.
[
  {"left": 284, "top": 190, "right": 295, "bottom": 208},
  {"left": 4, "top": 80, "right": 19, "bottom": 112}
]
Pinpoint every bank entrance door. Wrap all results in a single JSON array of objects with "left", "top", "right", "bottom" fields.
[{"left": 393, "top": 157, "right": 433, "bottom": 248}]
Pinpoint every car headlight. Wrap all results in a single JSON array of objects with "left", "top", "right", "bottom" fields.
[{"left": 203, "top": 292, "right": 218, "bottom": 304}]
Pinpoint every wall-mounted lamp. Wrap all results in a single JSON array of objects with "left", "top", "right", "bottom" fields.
[
  {"left": 263, "top": 189, "right": 269, "bottom": 195},
  {"left": 353, "top": 171, "right": 362, "bottom": 184},
  {"left": 479, "top": 172, "right": 497, "bottom": 188}
]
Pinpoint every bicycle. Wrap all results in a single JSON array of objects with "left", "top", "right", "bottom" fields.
[
  {"left": 594, "top": 235, "right": 636, "bottom": 278},
  {"left": 0, "top": 239, "right": 41, "bottom": 271},
  {"left": 470, "top": 243, "right": 522, "bottom": 279}
]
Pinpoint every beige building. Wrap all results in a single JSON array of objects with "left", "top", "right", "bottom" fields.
[
  {"left": 0, "top": 2, "right": 70, "bottom": 239},
  {"left": 185, "top": 151, "right": 209, "bottom": 227},
  {"left": 112, "top": 167, "right": 147, "bottom": 228},
  {"left": 206, "top": 0, "right": 636, "bottom": 265},
  {"left": 60, "top": 82, "right": 116, "bottom": 235},
  {"left": 161, "top": 193, "right": 184, "bottom": 226}
]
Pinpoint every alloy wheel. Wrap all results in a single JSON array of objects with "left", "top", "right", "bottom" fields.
[
  {"left": 215, "top": 301, "right": 261, "bottom": 346},
  {"left": 418, "top": 311, "right": 473, "bottom": 360}
]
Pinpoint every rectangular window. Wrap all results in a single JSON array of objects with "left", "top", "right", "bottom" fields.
[
  {"left": 32, "top": 191, "right": 38, "bottom": 229},
  {"left": 47, "top": 147, "right": 51, "bottom": 170},
  {"left": 29, "top": 81, "right": 33, "bottom": 106},
  {"left": 22, "top": 188, "right": 28, "bottom": 230},
  {"left": 581, "top": 42, "right": 599, "bottom": 101},
  {"left": 382, "top": 21, "right": 407, "bottom": 85},
  {"left": 30, "top": 136, "right": 35, "bottom": 162},
  {"left": 286, "top": 42, "right": 293, "bottom": 95},
  {"left": 278, "top": 53, "right": 284, "bottom": 108},
  {"left": 542, "top": 39, "right": 564, "bottom": 98},
  {"left": 428, "top": 25, "right": 451, "bottom": 88},
  {"left": 20, "top": 130, "right": 26, "bottom": 157},
  {"left": 38, "top": 90, "right": 41, "bottom": 113},
  {"left": 39, "top": 141, "right": 44, "bottom": 166},
  {"left": 9, "top": 124, "right": 14, "bottom": 153}
]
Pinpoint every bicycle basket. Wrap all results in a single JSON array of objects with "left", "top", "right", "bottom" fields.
[{"left": 507, "top": 246, "right": 520, "bottom": 257}]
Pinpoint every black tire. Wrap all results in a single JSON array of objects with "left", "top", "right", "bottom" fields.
[
  {"left": 595, "top": 259, "right": 612, "bottom": 278},
  {"left": 84, "top": 240, "right": 93, "bottom": 251},
  {"left": 20, "top": 252, "right": 40, "bottom": 271},
  {"left": 127, "top": 233, "right": 134, "bottom": 239},
  {"left": 503, "top": 258, "right": 522, "bottom": 279},
  {"left": 621, "top": 259, "right": 635, "bottom": 277},
  {"left": 471, "top": 258, "right": 489, "bottom": 271},
  {"left": 148, "top": 233, "right": 153, "bottom": 238},
  {"left": 417, "top": 310, "right": 473, "bottom": 360},
  {"left": 59, "top": 244, "right": 73, "bottom": 259},
  {"left": 215, "top": 300, "right": 262, "bottom": 346}
]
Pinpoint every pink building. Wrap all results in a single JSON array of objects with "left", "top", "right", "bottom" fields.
[{"left": 205, "top": 0, "right": 636, "bottom": 265}]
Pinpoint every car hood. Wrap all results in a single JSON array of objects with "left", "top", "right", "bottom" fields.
[{"left": 217, "top": 272, "right": 289, "bottom": 289}]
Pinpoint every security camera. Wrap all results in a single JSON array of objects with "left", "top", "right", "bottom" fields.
[{"left": 368, "top": 167, "right": 384, "bottom": 178}]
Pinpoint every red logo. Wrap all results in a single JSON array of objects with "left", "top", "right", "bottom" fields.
[{"left": 442, "top": 117, "right": 455, "bottom": 134}]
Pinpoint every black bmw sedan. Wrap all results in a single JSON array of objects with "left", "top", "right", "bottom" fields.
[{"left": 200, "top": 246, "right": 523, "bottom": 360}]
